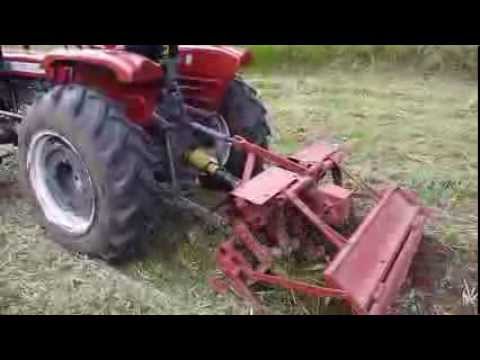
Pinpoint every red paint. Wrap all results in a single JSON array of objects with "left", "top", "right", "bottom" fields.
[
  {"left": 287, "top": 191, "right": 349, "bottom": 249},
  {"left": 42, "top": 49, "right": 164, "bottom": 125},
  {"left": 325, "top": 187, "right": 429, "bottom": 314},
  {"left": 43, "top": 48, "right": 164, "bottom": 84},
  {"left": 315, "top": 184, "right": 353, "bottom": 227},
  {"left": 232, "top": 218, "right": 273, "bottom": 266},
  {"left": 72, "top": 63, "right": 161, "bottom": 126},
  {"left": 42, "top": 46, "right": 249, "bottom": 123},
  {"left": 2, "top": 48, "right": 164, "bottom": 124},
  {"left": 290, "top": 141, "right": 339, "bottom": 164},
  {"left": 232, "top": 167, "right": 298, "bottom": 206},
  {"left": 2, "top": 46, "right": 253, "bottom": 123},
  {"left": 177, "top": 46, "right": 252, "bottom": 110},
  {"left": 212, "top": 137, "right": 429, "bottom": 315},
  {"left": 217, "top": 46, "right": 253, "bottom": 66},
  {"left": 233, "top": 136, "right": 309, "bottom": 174},
  {"left": 242, "top": 152, "right": 257, "bottom": 184}
]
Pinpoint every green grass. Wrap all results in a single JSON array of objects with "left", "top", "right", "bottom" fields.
[
  {"left": 246, "top": 46, "right": 478, "bottom": 79},
  {"left": 1, "top": 64, "right": 477, "bottom": 315}
]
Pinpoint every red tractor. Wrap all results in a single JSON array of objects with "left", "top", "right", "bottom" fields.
[{"left": 0, "top": 45, "right": 430, "bottom": 314}]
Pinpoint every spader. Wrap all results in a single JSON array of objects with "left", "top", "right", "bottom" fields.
[{"left": 0, "top": 45, "right": 430, "bottom": 314}]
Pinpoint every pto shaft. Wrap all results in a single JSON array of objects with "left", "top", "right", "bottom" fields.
[{"left": 185, "top": 148, "right": 239, "bottom": 190}]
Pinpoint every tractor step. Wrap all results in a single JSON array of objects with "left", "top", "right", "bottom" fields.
[{"left": 324, "top": 187, "right": 428, "bottom": 315}]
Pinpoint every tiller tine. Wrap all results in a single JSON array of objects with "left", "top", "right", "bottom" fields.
[{"left": 211, "top": 137, "right": 430, "bottom": 315}]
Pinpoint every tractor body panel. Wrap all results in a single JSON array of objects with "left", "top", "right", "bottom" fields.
[
  {"left": 43, "top": 48, "right": 165, "bottom": 84},
  {"left": 177, "top": 45, "right": 252, "bottom": 110},
  {"left": 71, "top": 63, "right": 162, "bottom": 127},
  {"left": 0, "top": 45, "right": 252, "bottom": 125}
]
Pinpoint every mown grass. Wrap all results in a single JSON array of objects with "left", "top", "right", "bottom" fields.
[
  {"left": 0, "top": 48, "right": 477, "bottom": 315},
  {"left": 0, "top": 158, "right": 241, "bottom": 315}
]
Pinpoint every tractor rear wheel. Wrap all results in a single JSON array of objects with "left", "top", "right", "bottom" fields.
[
  {"left": 201, "top": 77, "right": 271, "bottom": 188},
  {"left": 18, "top": 85, "right": 163, "bottom": 262}
]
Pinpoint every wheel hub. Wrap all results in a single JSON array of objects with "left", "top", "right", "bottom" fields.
[{"left": 27, "top": 131, "right": 96, "bottom": 235}]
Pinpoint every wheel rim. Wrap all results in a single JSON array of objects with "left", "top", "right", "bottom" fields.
[
  {"left": 27, "top": 131, "right": 96, "bottom": 235},
  {"left": 210, "top": 115, "right": 232, "bottom": 167}
]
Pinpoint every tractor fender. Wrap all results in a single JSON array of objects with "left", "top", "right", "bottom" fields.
[
  {"left": 216, "top": 46, "right": 253, "bottom": 67},
  {"left": 177, "top": 45, "right": 254, "bottom": 110},
  {"left": 42, "top": 48, "right": 164, "bottom": 84},
  {"left": 178, "top": 45, "right": 252, "bottom": 79},
  {"left": 41, "top": 48, "right": 165, "bottom": 127}
]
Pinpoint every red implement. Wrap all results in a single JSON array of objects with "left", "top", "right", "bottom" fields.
[
  {"left": 324, "top": 187, "right": 429, "bottom": 314},
  {"left": 212, "top": 137, "right": 430, "bottom": 315}
]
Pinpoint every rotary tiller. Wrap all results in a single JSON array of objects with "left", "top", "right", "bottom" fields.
[{"left": 204, "top": 137, "right": 430, "bottom": 315}]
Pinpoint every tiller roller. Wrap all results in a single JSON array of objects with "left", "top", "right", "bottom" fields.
[{"left": 205, "top": 136, "right": 430, "bottom": 315}]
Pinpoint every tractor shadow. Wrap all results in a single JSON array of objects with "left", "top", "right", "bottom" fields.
[
  {"left": 0, "top": 180, "right": 23, "bottom": 199},
  {"left": 143, "top": 207, "right": 197, "bottom": 262},
  {"left": 411, "top": 235, "right": 450, "bottom": 292},
  {"left": 139, "top": 189, "right": 225, "bottom": 270},
  {"left": 0, "top": 148, "right": 21, "bottom": 200}
]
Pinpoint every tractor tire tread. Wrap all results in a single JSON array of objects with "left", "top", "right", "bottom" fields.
[
  {"left": 18, "top": 84, "right": 165, "bottom": 262},
  {"left": 220, "top": 77, "right": 271, "bottom": 178}
]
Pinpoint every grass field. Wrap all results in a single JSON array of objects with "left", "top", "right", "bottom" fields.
[
  {"left": 0, "top": 50, "right": 478, "bottom": 315},
  {"left": 247, "top": 46, "right": 478, "bottom": 80}
]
